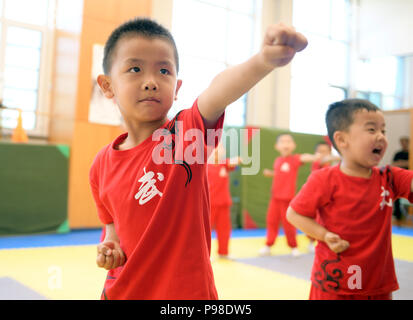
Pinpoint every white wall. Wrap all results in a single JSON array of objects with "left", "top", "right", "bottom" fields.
[
  {"left": 380, "top": 110, "right": 411, "bottom": 166},
  {"left": 358, "top": 0, "right": 413, "bottom": 58}
]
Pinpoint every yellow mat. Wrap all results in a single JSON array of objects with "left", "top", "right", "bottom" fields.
[{"left": 1, "top": 234, "right": 412, "bottom": 300}]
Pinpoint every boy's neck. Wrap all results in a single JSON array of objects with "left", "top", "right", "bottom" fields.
[
  {"left": 339, "top": 160, "right": 372, "bottom": 178},
  {"left": 280, "top": 152, "right": 293, "bottom": 157},
  {"left": 118, "top": 117, "right": 167, "bottom": 150}
]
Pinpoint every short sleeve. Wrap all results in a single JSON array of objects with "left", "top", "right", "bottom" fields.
[
  {"left": 174, "top": 98, "right": 225, "bottom": 163},
  {"left": 289, "top": 170, "right": 329, "bottom": 218},
  {"left": 293, "top": 154, "right": 303, "bottom": 168},
  {"left": 89, "top": 156, "right": 113, "bottom": 225},
  {"left": 391, "top": 166, "right": 413, "bottom": 202}
]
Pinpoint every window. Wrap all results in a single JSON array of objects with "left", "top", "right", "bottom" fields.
[
  {"left": 0, "top": 0, "right": 54, "bottom": 136},
  {"left": 171, "top": 0, "right": 261, "bottom": 127},
  {"left": 355, "top": 56, "right": 405, "bottom": 111},
  {"left": 290, "top": 0, "right": 351, "bottom": 135}
]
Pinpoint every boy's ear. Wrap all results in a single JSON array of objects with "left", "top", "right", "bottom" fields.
[
  {"left": 97, "top": 74, "right": 114, "bottom": 99},
  {"left": 174, "top": 79, "right": 183, "bottom": 101},
  {"left": 334, "top": 131, "right": 347, "bottom": 151}
]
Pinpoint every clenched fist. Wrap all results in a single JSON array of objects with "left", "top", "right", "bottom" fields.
[{"left": 260, "top": 22, "right": 308, "bottom": 69}]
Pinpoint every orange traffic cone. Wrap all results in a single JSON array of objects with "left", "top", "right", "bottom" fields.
[{"left": 12, "top": 109, "right": 28, "bottom": 143}]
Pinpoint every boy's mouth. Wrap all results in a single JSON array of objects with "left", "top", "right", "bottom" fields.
[
  {"left": 372, "top": 147, "right": 382, "bottom": 156},
  {"left": 139, "top": 97, "right": 160, "bottom": 103}
]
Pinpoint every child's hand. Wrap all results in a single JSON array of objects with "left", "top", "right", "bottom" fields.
[
  {"left": 96, "top": 240, "right": 126, "bottom": 270},
  {"left": 324, "top": 232, "right": 350, "bottom": 254},
  {"left": 263, "top": 169, "right": 273, "bottom": 177},
  {"left": 260, "top": 23, "right": 308, "bottom": 69}
]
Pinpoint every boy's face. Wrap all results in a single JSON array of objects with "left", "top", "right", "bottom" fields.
[
  {"left": 98, "top": 35, "right": 182, "bottom": 124},
  {"left": 336, "top": 109, "right": 387, "bottom": 168},
  {"left": 275, "top": 134, "right": 296, "bottom": 156},
  {"left": 315, "top": 144, "right": 331, "bottom": 158}
]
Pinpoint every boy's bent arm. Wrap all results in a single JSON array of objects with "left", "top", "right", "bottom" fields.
[
  {"left": 286, "top": 206, "right": 350, "bottom": 253},
  {"left": 286, "top": 207, "right": 328, "bottom": 241},
  {"left": 197, "top": 23, "right": 307, "bottom": 127}
]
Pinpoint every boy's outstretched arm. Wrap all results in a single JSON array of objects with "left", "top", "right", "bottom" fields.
[
  {"left": 300, "top": 153, "right": 322, "bottom": 163},
  {"left": 197, "top": 23, "right": 307, "bottom": 128},
  {"left": 286, "top": 206, "right": 350, "bottom": 254}
]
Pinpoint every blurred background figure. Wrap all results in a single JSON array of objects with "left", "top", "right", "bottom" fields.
[
  {"left": 392, "top": 136, "right": 410, "bottom": 225},
  {"left": 207, "top": 143, "right": 240, "bottom": 259}
]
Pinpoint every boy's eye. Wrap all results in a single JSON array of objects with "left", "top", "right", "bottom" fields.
[
  {"left": 367, "top": 128, "right": 375, "bottom": 133},
  {"left": 129, "top": 67, "right": 141, "bottom": 73},
  {"left": 160, "top": 68, "right": 170, "bottom": 75}
]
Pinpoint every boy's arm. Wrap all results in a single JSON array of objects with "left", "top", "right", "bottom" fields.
[
  {"left": 286, "top": 206, "right": 349, "bottom": 253},
  {"left": 299, "top": 153, "right": 322, "bottom": 163},
  {"left": 197, "top": 23, "right": 307, "bottom": 128},
  {"left": 320, "top": 154, "right": 341, "bottom": 165},
  {"left": 263, "top": 169, "right": 274, "bottom": 177}
]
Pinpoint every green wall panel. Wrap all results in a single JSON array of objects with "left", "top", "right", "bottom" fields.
[{"left": 0, "top": 142, "right": 70, "bottom": 236}]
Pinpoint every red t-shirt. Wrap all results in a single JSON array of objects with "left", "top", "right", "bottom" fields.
[
  {"left": 311, "top": 160, "right": 330, "bottom": 172},
  {"left": 89, "top": 100, "right": 223, "bottom": 300},
  {"left": 290, "top": 165, "right": 413, "bottom": 296},
  {"left": 271, "top": 154, "right": 303, "bottom": 200},
  {"left": 207, "top": 160, "right": 236, "bottom": 207}
]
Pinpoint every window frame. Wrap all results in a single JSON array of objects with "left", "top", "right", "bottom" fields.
[
  {"left": 0, "top": 0, "right": 56, "bottom": 138},
  {"left": 290, "top": 0, "right": 351, "bottom": 135},
  {"left": 171, "top": 0, "right": 261, "bottom": 127}
]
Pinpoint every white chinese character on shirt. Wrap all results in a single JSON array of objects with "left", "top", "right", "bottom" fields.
[
  {"left": 280, "top": 162, "right": 290, "bottom": 172},
  {"left": 379, "top": 186, "right": 393, "bottom": 210},
  {"left": 134, "top": 167, "right": 164, "bottom": 205}
]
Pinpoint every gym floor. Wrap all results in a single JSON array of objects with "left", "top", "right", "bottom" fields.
[{"left": 1, "top": 227, "right": 412, "bottom": 300}]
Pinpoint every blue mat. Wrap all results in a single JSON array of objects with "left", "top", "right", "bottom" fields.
[{"left": 0, "top": 227, "right": 412, "bottom": 250}]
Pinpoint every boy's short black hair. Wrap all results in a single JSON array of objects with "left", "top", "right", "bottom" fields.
[
  {"left": 276, "top": 132, "right": 293, "bottom": 142},
  {"left": 102, "top": 17, "right": 179, "bottom": 75},
  {"left": 314, "top": 141, "right": 330, "bottom": 152},
  {"left": 326, "top": 98, "right": 380, "bottom": 152}
]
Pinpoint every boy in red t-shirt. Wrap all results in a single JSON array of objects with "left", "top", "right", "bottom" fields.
[
  {"left": 259, "top": 133, "right": 321, "bottom": 257},
  {"left": 207, "top": 143, "right": 240, "bottom": 259},
  {"left": 89, "top": 18, "right": 308, "bottom": 299},
  {"left": 287, "top": 99, "right": 413, "bottom": 300}
]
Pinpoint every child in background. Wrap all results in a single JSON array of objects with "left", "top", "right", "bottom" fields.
[
  {"left": 287, "top": 99, "right": 413, "bottom": 300},
  {"left": 90, "top": 18, "right": 308, "bottom": 299},
  {"left": 259, "top": 133, "right": 321, "bottom": 257},
  {"left": 207, "top": 143, "right": 240, "bottom": 259},
  {"left": 392, "top": 136, "right": 410, "bottom": 225},
  {"left": 307, "top": 140, "right": 340, "bottom": 252},
  {"left": 311, "top": 140, "right": 340, "bottom": 171}
]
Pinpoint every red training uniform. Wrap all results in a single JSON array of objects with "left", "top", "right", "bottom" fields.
[
  {"left": 89, "top": 100, "right": 223, "bottom": 300},
  {"left": 290, "top": 165, "right": 413, "bottom": 299},
  {"left": 265, "top": 154, "right": 303, "bottom": 248},
  {"left": 207, "top": 160, "right": 236, "bottom": 255}
]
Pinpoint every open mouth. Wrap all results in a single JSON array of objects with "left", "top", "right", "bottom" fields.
[{"left": 372, "top": 148, "right": 382, "bottom": 155}]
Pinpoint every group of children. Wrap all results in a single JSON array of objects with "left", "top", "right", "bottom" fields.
[{"left": 89, "top": 17, "right": 413, "bottom": 300}]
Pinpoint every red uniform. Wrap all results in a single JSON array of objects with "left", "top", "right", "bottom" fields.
[
  {"left": 265, "top": 154, "right": 302, "bottom": 248},
  {"left": 207, "top": 160, "right": 235, "bottom": 255},
  {"left": 290, "top": 165, "right": 413, "bottom": 299},
  {"left": 89, "top": 100, "right": 223, "bottom": 300},
  {"left": 311, "top": 160, "right": 330, "bottom": 172}
]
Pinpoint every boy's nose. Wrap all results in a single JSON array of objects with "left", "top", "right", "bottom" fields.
[{"left": 142, "top": 79, "right": 158, "bottom": 91}]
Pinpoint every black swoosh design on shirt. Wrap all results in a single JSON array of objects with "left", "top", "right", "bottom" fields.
[{"left": 163, "top": 110, "right": 192, "bottom": 187}]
